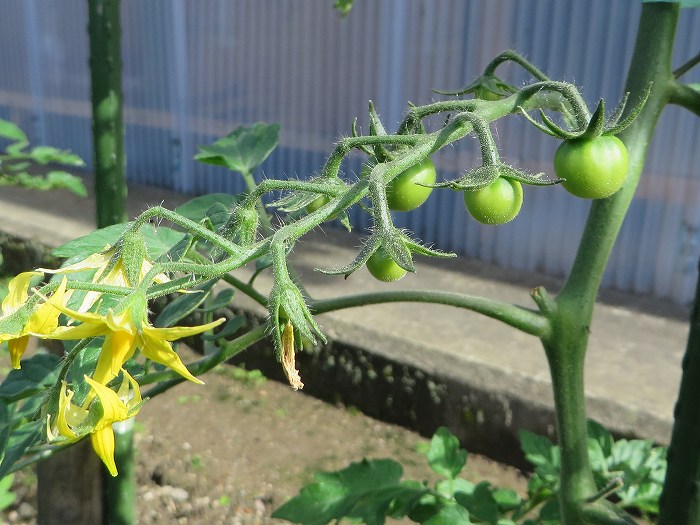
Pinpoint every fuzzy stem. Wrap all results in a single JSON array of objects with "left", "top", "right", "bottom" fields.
[
  {"left": 311, "top": 290, "right": 548, "bottom": 338},
  {"left": 547, "top": 3, "right": 678, "bottom": 523}
]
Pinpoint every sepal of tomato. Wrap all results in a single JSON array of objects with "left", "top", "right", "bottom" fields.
[
  {"left": 463, "top": 178, "right": 523, "bottom": 225},
  {"left": 553, "top": 135, "right": 629, "bottom": 199},
  {"left": 386, "top": 158, "right": 437, "bottom": 212}
]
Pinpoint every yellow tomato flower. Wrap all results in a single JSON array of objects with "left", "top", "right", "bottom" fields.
[
  {"left": 39, "top": 244, "right": 169, "bottom": 312},
  {"left": 50, "top": 371, "right": 142, "bottom": 476},
  {"left": 44, "top": 301, "right": 224, "bottom": 386},
  {"left": 0, "top": 273, "right": 67, "bottom": 368}
]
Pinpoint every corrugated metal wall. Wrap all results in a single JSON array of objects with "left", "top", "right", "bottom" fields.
[{"left": 1, "top": 1, "right": 699, "bottom": 303}]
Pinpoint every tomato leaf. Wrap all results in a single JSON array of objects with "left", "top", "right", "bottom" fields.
[
  {"left": 0, "top": 353, "right": 61, "bottom": 403},
  {"left": 195, "top": 123, "right": 280, "bottom": 174},
  {"left": 0, "top": 119, "right": 27, "bottom": 144},
  {"left": 425, "top": 427, "right": 467, "bottom": 480},
  {"left": 52, "top": 223, "right": 185, "bottom": 261},
  {"left": 272, "top": 458, "right": 426, "bottom": 525},
  {"left": 174, "top": 193, "right": 240, "bottom": 224}
]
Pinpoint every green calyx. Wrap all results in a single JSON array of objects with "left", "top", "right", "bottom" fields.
[
  {"left": 433, "top": 73, "right": 517, "bottom": 100},
  {"left": 519, "top": 83, "right": 651, "bottom": 141}
]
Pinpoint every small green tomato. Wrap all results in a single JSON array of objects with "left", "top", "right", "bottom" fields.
[
  {"left": 553, "top": 135, "right": 629, "bottom": 199},
  {"left": 306, "top": 195, "right": 330, "bottom": 213},
  {"left": 463, "top": 178, "right": 523, "bottom": 225},
  {"left": 366, "top": 248, "right": 407, "bottom": 282},
  {"left": 386, "top": 158, "right": 437, "bottom": 212}
]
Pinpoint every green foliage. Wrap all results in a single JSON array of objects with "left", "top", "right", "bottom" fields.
[
  {"left": 194, "top": 122, "right": 280, "bottom": 175},
  {"left": 333, "top": 0, "right": 354, "bottom": 17},
  {"left": 0, "top": 474, "right": 16, "bottom": 512},
  {"left": 274, "top": 425, "right": 667, "bottom": 524},
  {"left": 520, "top": 420, "right": 667, "bottom": 518},
  {"left": 0, "top": 118, "right": 86, "bottom": 196},
  {"left": 52, "top": 222, "right": 185, "bottom": 260}
]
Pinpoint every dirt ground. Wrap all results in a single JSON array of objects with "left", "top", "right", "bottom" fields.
[{"left": 1, "top": 347, "right": 527, "bottom": 525}]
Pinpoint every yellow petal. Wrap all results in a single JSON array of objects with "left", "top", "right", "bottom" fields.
[
  {"left": 84, "top": 375, "right": 130, "bottom": 426},
  {"left": 139, "top": 329, "right": 203, "bottom": 384},
  {"left": 2, "top": 272, "right": 41, "bottom": 314},
  {"left": 104, "top": 310, "right": 136, "bottom": 336},
  {"left": 92, "top": 331, "right": 137, "bottom": 386},
  {"left": 147, "top": 317, "right": 225, "bottom": 341},
  {"left": 27, "top": 277, "right": 68, "bottom": 335},
  {"left": 117, "top": 369, "right": 143, "bottom": 407},
  {"left": 56, "top": 382, "right": 80, "bottom": 440},
  {"left": 8, "top": 336, "right": 29, "bottom": 369},
  {"left": 38, "top": 249, "right": 112, "bottom": 275},
  {"left": 90, "top": 426, "right": 118, "bottom": 476}
]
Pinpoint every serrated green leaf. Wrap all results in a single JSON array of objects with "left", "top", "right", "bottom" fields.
[
  {"left": 154, "top": 282, "right": 214, "bottom": 328},
  {"left": 45, "top": 171, "right": 88, "bottom": 196},
  {"left": 198, "top": 288, "right": 234, "bottom": 313},
  {"left": 454, "top": 481, "right": 499, "bottom": 524},
  {"left": 587, "top": 419, "right": 614, "bottom": 457},
  {"left": 272, "top": 458, "right": 406, "bottom": 525},
  {"left": 0, "top": 120, "right": 27, "bottom": 144},
  {"left": 423, "top": 503, "right": 471, "bottom": 525},
  {"left": 0, "top": 420, "right": 42, "bottom": 479},
  {"left": 519, "top": 430, "right": 558, "bottom": 472},
  {"left": 203, "top": 315, "right": 246, "bottom": 340},
  {"left": 52, "top": 223, "right": 185, "bottom": 261},
  {"left": 29, "top": 146, "right": 84, "bottom": 166},
  {"left": 0, "top": 354, "right": 61, "bottom": 402},
  {"left": 52, "top": 223, "right": 128, "bottom": 258},
  {"left": 195, "top": 123, "right": 280, "bottom": 174},
  {"left": 492, "top": 488, "right": 521, "bottom": 511},
  {"left": 175, "top": 194, "right": 240, "bottom": 224},
  {"left": 204, "top": 202, "right": 232, "bottom": 232},
  {"left": 426, "top": 427, "right": 467, "bottom": 479}
]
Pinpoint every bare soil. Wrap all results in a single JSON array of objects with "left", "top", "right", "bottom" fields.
[{"left": 1, "top": 347, "right": 527, "bottom": 525}]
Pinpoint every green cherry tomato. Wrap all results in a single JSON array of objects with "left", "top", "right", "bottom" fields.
[
  {"left": 553, "top": 135, "right": 629, "bottom": 199},
  {"left": 306, "top": 194, "right": 330, "bottom": 213},
  {"left": 474, "top": 86, "right": 502, "bottom": 101},
  {"left": 386, "top": 158, "right": 437, "bottom": 212},
  {"left": 366, "top": 248, "right": 407, "bottom": 282},
  {"left": 463, "top": 178, "right": 523, "bottom": 225}
]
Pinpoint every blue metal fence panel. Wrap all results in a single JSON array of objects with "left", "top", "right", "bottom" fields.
[{"left": 1, "top": 1, "right": 699, "bottom": 303}]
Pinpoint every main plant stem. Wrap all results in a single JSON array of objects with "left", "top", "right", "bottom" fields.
[{"left": 546, "top": 3, "right": 677, "bottom": 523}]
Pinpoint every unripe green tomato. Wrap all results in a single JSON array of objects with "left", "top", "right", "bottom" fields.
[
  {"left": 553, "top": 135, "right": 629, "bottom": 199},
  {"left": 474, "top": 86, "right": 502, "bottom": 101},
  {"left": 463, "top": 178, "right": 523, "bottom": 225},
  {"left": 306, "top": 195, "right": 330, "bottom": 213},
  {"left": 386, "top": 159, "right": 437, "bottom": 212},
  {"left": 366, "top": 248, "right": 407, "bottom": 282}
]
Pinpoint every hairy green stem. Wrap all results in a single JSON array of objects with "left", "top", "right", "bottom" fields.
[
  {"left": 547, "top": 3, "right": 678, "bottom": 523},
  {"left": 483, "top": 49, "right": 550, "bottom": 81},
  {"left": 311, "top": 290, "right": 548, "bottom": 338},
  {"left": 668, "top": 79, "right": 700, "bottom": 117}
]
